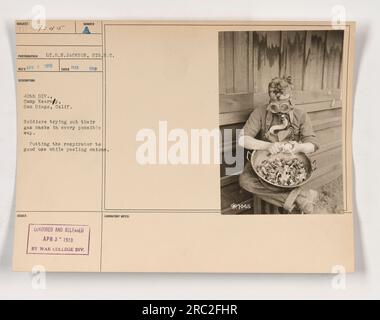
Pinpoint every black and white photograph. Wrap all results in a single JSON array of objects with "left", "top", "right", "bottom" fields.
[{"left": 220, "top": 30, "right": 344, "bottom": 214}]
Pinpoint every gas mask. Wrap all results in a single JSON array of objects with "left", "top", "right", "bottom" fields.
[
  {"left": 267, "top": 99, "right": 294, "bottom": 115},
  {"left": 265, "top": 77, "right": 295, "bottom": 142},
  {"left": 265, "top": 99, "right": 295, "bottom": 143}
]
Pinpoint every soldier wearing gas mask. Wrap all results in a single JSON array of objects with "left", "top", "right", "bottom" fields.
[{"left": 238, "top": 76, "right": 319, "bottom": 213}]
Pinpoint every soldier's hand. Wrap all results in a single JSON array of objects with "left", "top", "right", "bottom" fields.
[
  {"left": 289, "top": 141, "right": 303, "bottom": 154},
  {"left": 267, "top": 142, "right": 282, "bottom": 155}
]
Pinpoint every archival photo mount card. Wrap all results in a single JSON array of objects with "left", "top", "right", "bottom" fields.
[{"left": 13, "top": 20, "right": 355, "bottom": 272}]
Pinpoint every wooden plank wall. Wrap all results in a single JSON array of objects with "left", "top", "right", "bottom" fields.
[{"left": 219, "top": 30, "right": 344, "bottom": 214}]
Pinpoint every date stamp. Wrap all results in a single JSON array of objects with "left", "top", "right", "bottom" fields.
[{"left": 26, "top": 224, "right": 90, "bottom": 256}]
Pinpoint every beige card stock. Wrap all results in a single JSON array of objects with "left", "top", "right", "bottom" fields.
[{"left": 13, "top": 21, "right": 355, "bottom": 272}]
